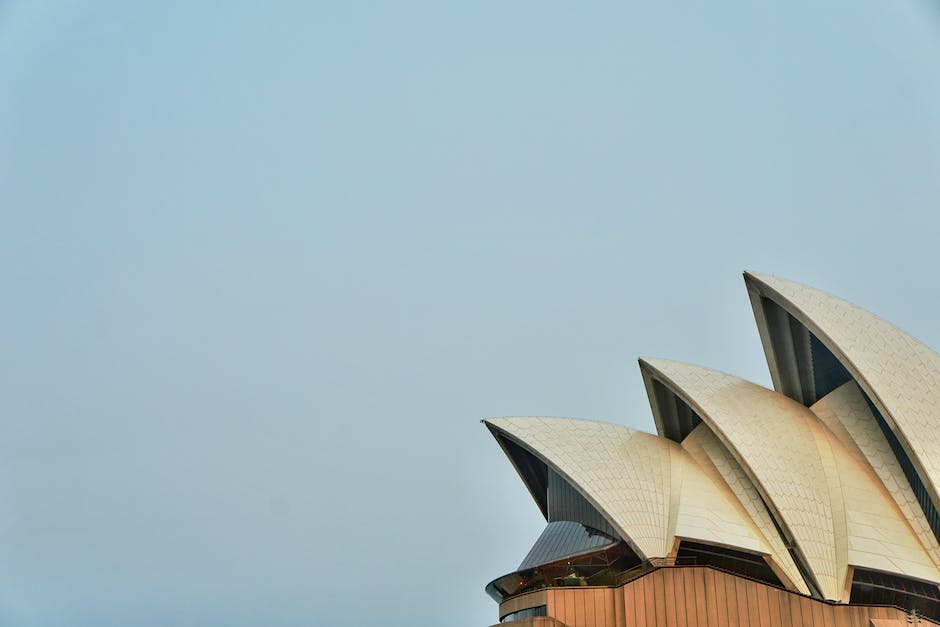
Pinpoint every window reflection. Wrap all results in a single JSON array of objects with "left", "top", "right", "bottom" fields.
[{"left": 486, "top": 540, "right": 641, "bottom": 602}]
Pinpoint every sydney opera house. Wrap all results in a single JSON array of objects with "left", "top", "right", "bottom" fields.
[{"left": 484, "top": 272, "right": 940, "bottom": 626}]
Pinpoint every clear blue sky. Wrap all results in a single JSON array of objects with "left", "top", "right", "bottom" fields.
[{"left": 1, "top": 1, "right": 940, "bottom": 625}]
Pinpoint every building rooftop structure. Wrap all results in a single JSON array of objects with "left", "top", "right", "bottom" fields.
[{"left": 484, "top": 272, "right": 940, "bottom": 626}]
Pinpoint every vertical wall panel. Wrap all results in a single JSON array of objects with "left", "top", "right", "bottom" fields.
[
  {"left": 839, "top": 603, "right": 854, "bottom": 627},
  {"left": 709, "top": 572, "right": 722, "bottom": 626},
  {"left": 790, "top": 595, "right": 804, "bottom": 625},
  {"left": 724, "top": 570, "right": 740, "bottom": 627},
  {"left": 614, "top": 584, "right": 625, "bottom": 627},
  {"left": 810, "top": 598, "right": 825, "bottom": 625},
  {"left": 574, "top": 588, "right": 585, "bottom": 627},
  {"left": 565, "top": 589, "right": 577, "bottom": 626},
  {"left": 634, "top": 577, "right": 647, "bottom": 627},
  {"left": 755, "top": 581, "right": 767, "bottom": 624},
  {"left": 766, "top": 581, "right": 782, "bottom": 626},
  {"left": 799, "top": 596, "right": 816, "bottom": 625},
  {"left": 734, "top": 575, "right": 749, "bottom": 623},
  {"left": 833, "top": 599, "right": 851, "bottom": 627},
  {"left": 792, "top": 595, "right": 806, "bottom": 624},
  {"left": 663, "top": 570, "right": 677, "bottom": 627},
  {"left": 584, "top": 587, "right": 596, "bottom": 627},
  {"left": 692, "top": 568, "right": 721, "bottom": 627},
  {"left": 552, "top": 589, "right": 564, "bottom": 624},
  {"left": 670, "top": 570, "right": 687, "bottom": 627},
  {"left": 744, "top": 581, "right": 766, "bottom": 626},
  {"left": 577, "top": 587, "right": 587, "bottom": 627},
  {"left": 596, "top": 588, "right": 606, "bottom": 626},
  {"left": 714, "top": 571, "right": 729, "bottom": 627},
  {"left": 606, "top": 587, "right": 614, "bottom": 626},
  {"left": 851, "top": 605, "right": 866, "bottom": 626},
  {"left": 744, "top": 580, "right": 761, "bottom": 625},
  {"left": 621, "top": 584, "right": 634, "bottom": 627},
  {"left": 680, "top": 568, "right": 706, "bottom": 627},
  {"left": 782, "top": 589, "right": 796, "bottom": 625},
  {"left": 652, "top": 569, "right": 666, "bottom": 627},
  {"left": 644, "top": 572, "right": 657, "bottom": 627},
  {"left": 778, "top": 589, "right": 792, "bottom": 627},
  {"left": 599, "top": 589, "right": 611, "bottom": 627},
  {"left": 850, "top": 604, "right": 860, "bottom": 626}
]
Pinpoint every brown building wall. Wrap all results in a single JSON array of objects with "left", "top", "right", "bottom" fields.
[
  {"left": 499, "top": 591, "right": 548, "bottom": 618},
  {"left": 497, "top": 566, "right": 939, "bottom": 627}
]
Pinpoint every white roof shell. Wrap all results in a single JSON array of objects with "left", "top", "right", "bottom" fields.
[
  {"left": 746, "top": 272, "right": 940, "bottom": 534},
  {"left": 485, "top": 271, "right": 940, "bottom": 604},
  {"left": 811, "top": 381, "right": 940, "bottom": 571},
  {"left": 485, "top": 417, "right": 780, "bottom": 568},
  {"left": 639, "top": 358, "right": 940, "bottom": 600}
]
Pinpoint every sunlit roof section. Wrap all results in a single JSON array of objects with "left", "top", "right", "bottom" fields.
[
  {"left": 640, "top": 358, "right": 940, "bottom": 600},
  {"left": 811, "top": 381, "right": 940, "bottom": 571},
  {"left": 745, "top": 271, "right": 940, "bottom": 549},
  {"left": 640, "top": 358, "right": 840, "bottom": 598},
  {"left": 485, "top": 416, "right": 780, "bottom": 568},
  {"left": 681, "top": 423, "right": 809, "bottom": 594}
]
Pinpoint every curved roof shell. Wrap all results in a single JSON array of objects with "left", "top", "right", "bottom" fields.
[
  {"left": 639, "top": 358, "right": 940, "bottom": 600},
  {"left": 680, "top": 422, "right": 809, "bottom": 594},
  {"left": 811, "top": 381, "right": 940, "bottom": 571},
  {"left": 484, "top": 417, "right": 781, "bottom": 569},
  {"left": 484, "top": 271, "right": 940, "bottom": 608},
  {"left": 745, "top": 272, "right": 940, "bottom": 544}
]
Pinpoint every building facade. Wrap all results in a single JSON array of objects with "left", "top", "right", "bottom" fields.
[{"left": 484, "top": 273, "right": 940, "bottom": 626}]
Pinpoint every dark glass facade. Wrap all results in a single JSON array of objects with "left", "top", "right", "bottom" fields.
[
  {"left": 760, "top": 296, "right": 813, "bottom": 404},
  {"left": 808, "top": 333, "right": 852, "bottom": 400},
  {"left": 485, "top": 540, "right": 641, "bottom": 603},
  {"left": 676, "top": 541, "right": 783, "bottom": 588},
  {"left": 652, "top": 378, "right": 702, "bottom": 442},
  {"left": 862, "top": 389, "right": 940, "bottom": 544},
  {"left": 547, "top": 469, "right": 618, "bottom": 537},
  {"left": 760, "top": 296, "right": 853, "bottom": 405},
  {"left": 850, "top": 568, "right": 940, "bottom": 621},
  {"left": 519, "top": 521, "right": 618, "bottom": 571},
  {"left": 498, "top": 434, "right": 549, "bottom": 518}
]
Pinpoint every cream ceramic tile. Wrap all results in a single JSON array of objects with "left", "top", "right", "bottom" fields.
[
  {"left": 640, "top": 358, "right": 843, "bottom": 599},
  {"left": 485, "top": 416, "right": 780, "bottom": 576}
]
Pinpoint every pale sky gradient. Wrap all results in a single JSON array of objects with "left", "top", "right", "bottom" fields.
[{"left": 2, "top": 2, "right": 940, "bottom": 626}]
